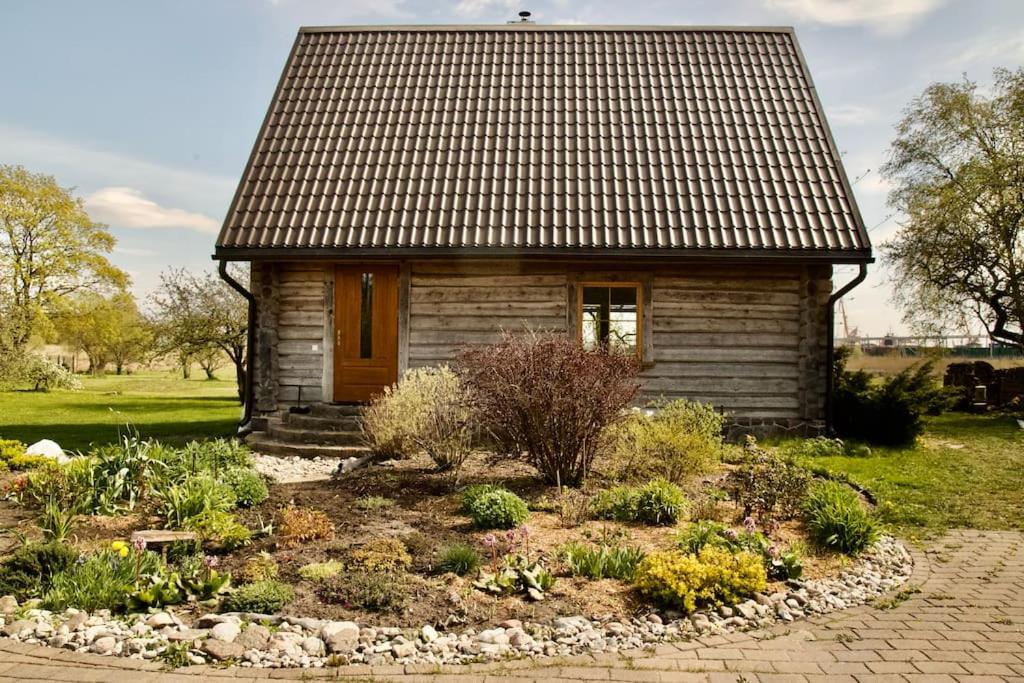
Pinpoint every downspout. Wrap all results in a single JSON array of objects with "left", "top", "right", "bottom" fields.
[
  {"left": 825, "top": 263, "right": 868, "bottom": 434},
  {"left": 218, "top": 260, "right": 256, "bottom": 436}
]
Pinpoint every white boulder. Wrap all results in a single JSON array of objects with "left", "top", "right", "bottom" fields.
[{"left": 26, "top": 439, "right": 69, "bottom": 464}]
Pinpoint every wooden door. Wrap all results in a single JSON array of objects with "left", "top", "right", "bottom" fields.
[{"left": 333, "top": 265, "right": 399, "bottom": 402}]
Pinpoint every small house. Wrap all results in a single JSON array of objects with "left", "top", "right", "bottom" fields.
[{"left": 214, "top": 23, "right": 872, "bottom": 455}]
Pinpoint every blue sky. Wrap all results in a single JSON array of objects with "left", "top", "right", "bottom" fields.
[{"left": 2, "top": 0, "right": 1022, "bottom": 337}]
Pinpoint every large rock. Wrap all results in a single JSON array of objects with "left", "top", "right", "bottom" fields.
[
  {"left": 201, "top": 638, "right": 245, "bottom": 661},
  {"left": 146, "top": 612, "right": 176, "bottom": 629},
  {"left": 91, "top": 636, "right": 117, "bottom": 654},
  {"left": 1, "top": 619, "right": 34, "bottom": 637},
  {"left": 210, "top": 621, "right": 241, "bottom": 643},
  {"left": 235, "top": 624, "right": 271, "bottom": 650},
  {"left": 0, "top": 595, "right": 18, "bottom": 615},
  {"left": 321, "top": 621, "right": 360, "bottom": 653},
  {"left": 25, "top": 439, "right": 68, "bottom": 463}
]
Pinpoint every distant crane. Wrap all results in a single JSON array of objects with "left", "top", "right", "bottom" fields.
[{"left": 837, "top": 300, "right": 859, "bottom": 341}]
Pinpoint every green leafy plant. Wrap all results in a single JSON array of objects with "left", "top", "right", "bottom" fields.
[
  {"left": 38, "top": 497, "right": 77, "bottom": 542},
  {"left": 460, "top": 483, "right": 503, "bottom": 513},
  {"left": 608, "top": 400, "right": 725, "bottom": 484},
  {"left": 42, "top": 549, "right": 163, "bottom": 612},
  {"left": 676, "top": 520, "right": 803, "bottom": 580},
  {"left": 189, "top": 509, "right": 251, "bottom": 549},
  {"left": 467, "top": 489, "right": 530, "bottom": 529},
  {"left": 782, "top": 436, "right": 847, "bottom": 459},
  {"left": 592, "top": 478, "right": 688, "bottom": 526},
  {"left": 803, "top": 481, "right": 880, "bottom": 555},
  {"left": 0, "top": 438, "right": 48, "bottom": 470},
  {"left": 158, "top": 641, "right": 192, "bottom": 669},
  {"left": 221, "top": 467, "right": 268, "bottom": 508},
  {"left": 436, "top": 542, "right": 482, "bottom": 576},
  {"left": 634, "top": 546, "right": 767, "bottom": 613},
  {"left": 473, "top": 554, "right": 555, "bottom": 601},
  {"left": 0, "top": 542, "right": 79, "bottom": 599},
  {"left": 318, "top": 571, "right": 411, "bottom": 612},
  {"left": 298, "top": 560, "right": 345, "bottom": 581},
  {"left": 159, "top": 475, "right": 236, "bottom": 529},
  {"left": 560, "top": 540, "right": 646, "bottom": 581},
  {"left": 222, "top": 579, "right": 294, "bottom": 614}
]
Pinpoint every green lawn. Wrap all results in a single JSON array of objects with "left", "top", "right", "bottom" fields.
[
  {"left": 793, "top": 413, "right": 1024, "bottom": 538},
  {"left": 0, "top": 372, "right": 240, "bottom": 451}
]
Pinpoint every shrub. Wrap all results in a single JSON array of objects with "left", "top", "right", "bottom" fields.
[
  {"left": 468, "top": 489, "right": 530, "bottom": 529},
  {"left": 222, "top": 579, "right": 294, "bottom": 614},
  {"left": 298, "top": 560, "right": 345, "bottom": 581},
  {"left": 367, "top": 366, "right": 475, "bottom": 477},
  {"left": 832, "top": 350, "right": 953, "bottom": 446},
  {"left": 436, "top": 542, "right": 482, "bottom": 576},
  {"left": 348, "top": 537, "right": 412, "bottom": 573},
  {"left": 277, "top": 505, "right": 334, "bottom": 547},
  {"left": 0, "top": 439, "right": 49, "bottom": 471},
  {"left": 460, "top": 483, "right": 503, "bottom": 513},
  {"left": 634, "top": 546, "right": 767, "bottom": 613},
  {"left": 319, "top": 571, "right": 410, "bottom": 612},
  {"left": 240, "top": 553, "right": 279, "bottom": 583},
  {"left": 676, "top": 521, "right": 804, "bottom": 580},
  {"left": 221, "top": 467, "right": 268, "bottom": 508},
  {"left": 42, "top": 549, "right": 163, "bottom": 612},
  {"left": 456, "top": 331, "right": 640, "bottom": 486},
  {"left": 190, "top": 510, "right": 252, "bottom": 549},
  {"left": 724, "top": 439, "right": 810, "bottom": 523},
  {"left": 0, "top": 542, "right": 79, "bottom": 599},
  {"left": 608, "top": 400, "right": 724, "bottom": 484},
  {"left": 782, "top": 436, "right": 846, "bottom": 459},
  {"left": 560, "top": 541, "right": 646, "bottom": 581},
  {"left": 361, "top": 367, "right": 437, "bottom": 460},
  {"left": 803, "top": 481, "right": 880, "bottom": 555},
  {"left": 592, "top": 478, "right": 688, "bottom": 526}
]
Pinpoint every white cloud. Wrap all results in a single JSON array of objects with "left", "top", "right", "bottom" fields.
[
  {"left": 941, "top": 32, "right": 1024, "bottom": 70},
  {"left": 113, "top": 245, "right": 157, "bottom": 257},
  {"left": 86, "top": 187, "right": 220, "bottom": 235},
  {"left": 453, "top": 0, "right": 519, "bottom": 18},
  {"left": 762, "top": 0, "right": 946, "bottom": 35},
  {"left": 827, "top": 104, "right": 879, "bottom": 126}
]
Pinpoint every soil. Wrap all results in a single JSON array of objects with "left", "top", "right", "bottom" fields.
[{"left": 0, "top": 453, "right": 849, "bottom": 628}]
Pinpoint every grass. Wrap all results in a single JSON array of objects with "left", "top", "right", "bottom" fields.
[
  {"left": 0, "top": 371, "right": 239, "bottom": 451},
  {"left": 791, "top": 413, "right": 1024, "bottom": 537}
]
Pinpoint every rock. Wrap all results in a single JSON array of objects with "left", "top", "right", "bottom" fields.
[
  {"left": 1, "top": 619, "right": 33, "bottom": 637},
  {"left": 718, "top": 606, "right": 734, "bottom": 618},
  {"left": 301, "top": 636, "right": 325, "bottom": 656},
  {"left": 83, "top": 625, "right": 111, "bottom": 643},
  {"left": 236, "top": 624, "right": 271, "bottom": 650},
  {"left": 736, "top": 602, "right": 758, "bottom": 620},
  {"left": 201, "top": 638, "right": 246, "bottom": 661},
  {"left": 65, "top": 611, "right": 89, "bottom": 631},
  {"left": 322, "top": 621, "right": 360, "bottom": 653},
  {"left": 391, "top": 641, "right": 416, "bottom": 658},
  {"left": 477, "top": 628, "right": 509, "bottom": 645},
  {"left": 26, "top": 439, "right": 67, "bottom": 463},
  {"left": 210, "top": 621, "right": 241, "bottom": 643},
  {"left": 0, "top": 595, "right": 18, "bottom": 615},
  {"left": 421, "top": 624, "right": 439, "bottom": 642},
  {"left": 165, "top": 627, "right": 208, "bottom": 642},
  {"left": 146, "top": 612, "right": 175, "bottom": 628},
  {"left": 499, "top": 619, "right": 522, "bottom": 629},
  {"left": 91, "top": 636, "right": 117, "bottom": 654},
  {"left": 646, "top": 613, "right": 663, "bottom": 624}
]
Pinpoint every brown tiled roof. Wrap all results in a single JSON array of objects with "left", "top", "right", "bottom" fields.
[{"left": 216, "top": 25, "right": 871, "bottom": 260}]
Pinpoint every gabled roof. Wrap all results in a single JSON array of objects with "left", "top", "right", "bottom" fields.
[{"left": 215, "top": 24, "right": 871, "bottom": 261}]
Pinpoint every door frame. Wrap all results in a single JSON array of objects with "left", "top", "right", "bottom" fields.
[{"left": 323, "top": 261, "right": 407, "bottom": 404}]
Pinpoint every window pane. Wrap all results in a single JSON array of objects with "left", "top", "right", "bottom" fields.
[
  {"left": 610, "top": 286, "right": 637, "bottom": 308},
  {"left": 359, "top": 273, "right": 374, "bottom": 359},
  {"left": 580, "top": 285, "right": 639, "bottom": 354}
]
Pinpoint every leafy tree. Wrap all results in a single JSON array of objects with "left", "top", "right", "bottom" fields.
[
  {"left": 883, "top": 68, "right": 1024, "bottom": 348},
  {"left": 151, "top": 268, "right": 247, "bottom": 400},
  {"left": 54, "top": 291, "right": 153, "bottom": 375},
  {"left": 0, "top": 165, "right": 127, "bottom": 351}
]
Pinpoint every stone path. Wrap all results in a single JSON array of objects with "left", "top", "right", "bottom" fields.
[{"left": 0, "top": 530, "right": 1021, "bottom": 682}]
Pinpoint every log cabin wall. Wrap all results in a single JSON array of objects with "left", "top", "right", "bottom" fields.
[{"left": 250, "top": 259, "right": 832, "bottom": 429}]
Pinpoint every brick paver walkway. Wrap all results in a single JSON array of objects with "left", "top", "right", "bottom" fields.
[{"left": 0, "top": 530, "right": 1021, "bottom": 682}]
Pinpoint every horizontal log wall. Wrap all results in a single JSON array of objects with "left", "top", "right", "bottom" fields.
[{"left": 253, "top": 259, "right": 831, "bottom": 422}]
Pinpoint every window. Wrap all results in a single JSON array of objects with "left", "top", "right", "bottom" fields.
[
  {"left": 579, "top": 283, "right": 641, "bottom": 356},
  {"left": 359, "top": 272, "right": 374, "bottom": 358}
]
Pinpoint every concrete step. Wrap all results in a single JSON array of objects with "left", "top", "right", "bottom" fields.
[
  {"left": 245, "top": 433, "right": 368, "bottom": 459},
  {"left": 309, "top": 403, "right": 364, "bottom": 419},
  {"left": 267, "top": 422, "right": 365, "bottom": 446},
  {"left": 284, "top": 412, "right": 363, "bottom": 432}
]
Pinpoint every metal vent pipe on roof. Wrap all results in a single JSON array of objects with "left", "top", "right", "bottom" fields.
[{"left": 508, "top": 10, "right": 535, "bottom": 24}]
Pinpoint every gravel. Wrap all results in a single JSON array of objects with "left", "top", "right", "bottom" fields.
[
  {"left": 250, "top": 454, "right": 341, "bottom": 483},
  {"left": 0, "top": 535, "right": 913, "bottom": 669}
]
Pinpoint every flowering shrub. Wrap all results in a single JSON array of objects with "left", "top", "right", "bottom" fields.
[
  {"left": 457, "top": 332, "right": 639, "bottom": 486},
  {"left": 724, "top": 437, "right": 810, "bottom": 523},
  {"left": 634, "top": 546, "right": 767, "bottom": 613}
]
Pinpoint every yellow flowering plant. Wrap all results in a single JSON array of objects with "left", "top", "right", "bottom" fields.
[{"left": 634, "top": 546, "right": 767, "bottom": 613}]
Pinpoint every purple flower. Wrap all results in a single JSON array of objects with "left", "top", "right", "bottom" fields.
[
  {"left": 724, "top": 529, "right": 739, "bottom": 541},
  {"left": 132, "top": 536, "right": 147, "bottom": 553},
  {"left": 203, "top": 554, "right": 219, "bottom": 569},
  {"left": 505, "top": 529, "right": 518, "bottom": 545},
  {"left": 482, "top": 534, "right": 497, "bottom": 548},
  {"left": 743, "top": 517, "right": 756, "bottom": 533},
  {"left": 518, "top": 524, "right": 530, "bottom": 538},
  {"left": 768, "top": 545, "right": 780, "bottom": 558}
]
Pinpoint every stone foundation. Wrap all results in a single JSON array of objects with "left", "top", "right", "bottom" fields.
[{"left": 725, "top": 417, "right": 826, "bottom": 441}]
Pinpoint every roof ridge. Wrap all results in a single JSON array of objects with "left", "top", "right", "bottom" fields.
[{"left": 298, "top": 24, "right": 796, "bottom": 34}]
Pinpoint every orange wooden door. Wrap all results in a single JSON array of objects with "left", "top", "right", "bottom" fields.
[{"left": 333, "top": 265, "right": 399, "bottom": 402}]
